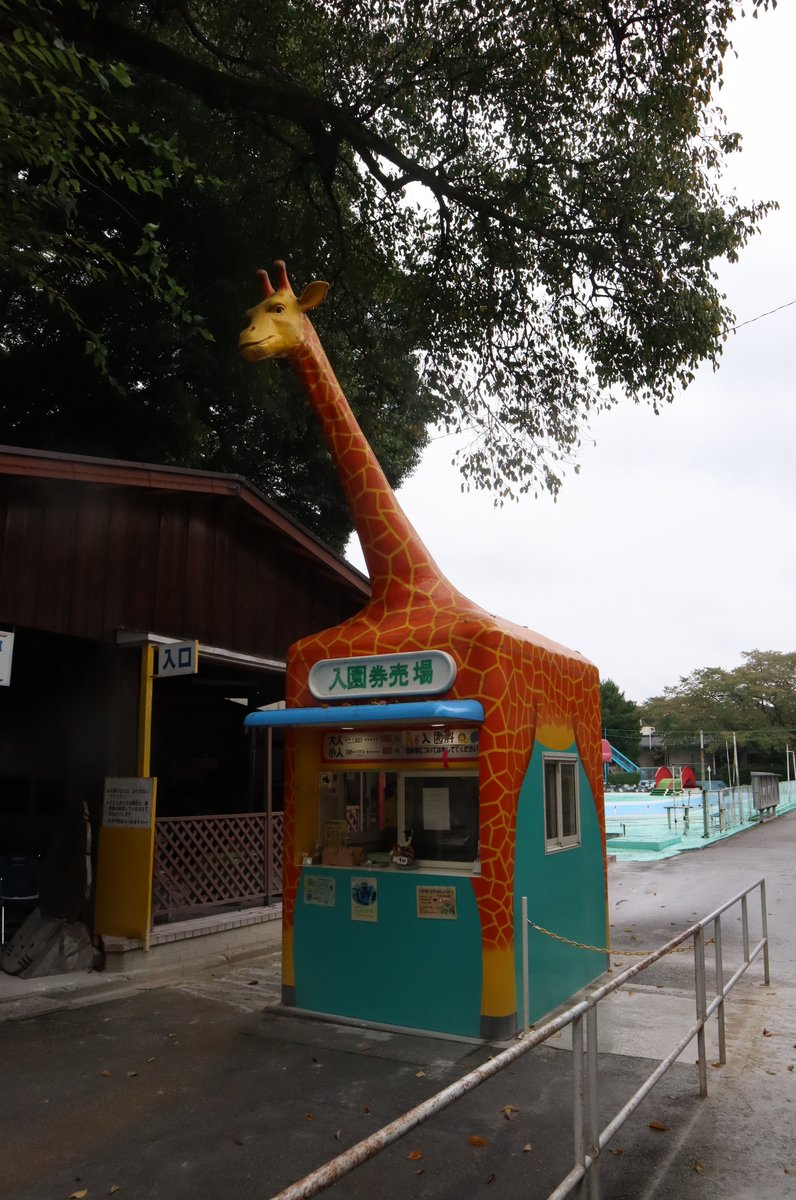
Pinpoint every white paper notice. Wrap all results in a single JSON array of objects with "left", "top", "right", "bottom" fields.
[{"left": 422, "top": 787, "right": 450, "bottom": 831}]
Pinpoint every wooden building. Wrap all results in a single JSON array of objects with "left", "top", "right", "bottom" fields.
[{"left": 0, "top": 445, "right": 369, "bottom": 948}]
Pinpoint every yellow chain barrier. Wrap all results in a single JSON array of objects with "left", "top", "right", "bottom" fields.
[{"left": 526, "top": 919, "right": 712, "bottom": 958}]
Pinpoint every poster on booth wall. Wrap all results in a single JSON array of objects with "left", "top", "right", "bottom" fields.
[
  {"left": 417, "top": 885, "right": 458, "bottom": 920},
  {"left": 304, "top": 874, "right": 336, "bottom": 907},
  {"left": 422, "top": 786, "right": 451, "bottom": 830},
  {"left": 351, "top": 876, "right": 378, "bottom": 922}
]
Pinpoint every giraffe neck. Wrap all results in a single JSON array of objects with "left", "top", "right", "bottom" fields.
[{"left": 290, "top": 323, "right": 448, "bottom": 600}]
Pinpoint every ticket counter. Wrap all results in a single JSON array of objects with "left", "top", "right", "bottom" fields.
[{"left": 246, "top": 692, "right": 607, "bottom": 1039}]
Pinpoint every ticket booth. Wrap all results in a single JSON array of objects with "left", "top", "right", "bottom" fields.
[{"left": 245, "top": 642, "right": 608, "bottom": 1040}]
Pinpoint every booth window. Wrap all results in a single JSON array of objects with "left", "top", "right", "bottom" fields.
[
  {"left": 337, "top": 771, "right": 398, "bottom": 851},
  {"left": 400, "top": 773, "right": 479, "bottom": 866},
  {"left": 543, "top": 756, "right": 580, "bottom": 851}
]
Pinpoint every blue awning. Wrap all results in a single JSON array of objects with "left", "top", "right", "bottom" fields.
[{"left": 244, "top": 699, "right": 484, "bottom": 729}]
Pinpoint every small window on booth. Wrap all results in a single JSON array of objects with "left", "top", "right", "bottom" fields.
[
  {"left": 343, "top": 771, "right": 398, "bottom": 851},
  {"left": 544, "top": 756, "right": 580, "bottom": 852},
  {"left": 400, "top": 773, "right": 479, "bottom": 867}
]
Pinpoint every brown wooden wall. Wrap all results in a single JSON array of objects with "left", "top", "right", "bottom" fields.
[{"left": 0, "top": 476, "right": 368, "bottom": 658}]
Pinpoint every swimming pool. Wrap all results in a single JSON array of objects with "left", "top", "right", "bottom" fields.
[{"left": 603, "top": 793, "right": 702, "bottom": 819}]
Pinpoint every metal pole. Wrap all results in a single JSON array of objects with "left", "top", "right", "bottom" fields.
[
  {"left": 700, "top": 730, "right": 709, "bottom": 838},
  {"left": 694, "top": 926, "right": 708, "bottom": 1097},
  {"left": 741, "top": 894, "right": 750, "bottom": 965},
  {"left": 714, "top": 915, "right": 726, "bottom": 1065},
  {"left": 586, "top": 1006, "right": 601, "bottom": 1200},
  {"left": 572, "top": 1014, "right": 586, "bottom": 1196},
  {"left": 522, "top": 895, "right": 530, "bottom": 1034},
  {"left": 266, "top": 727, "right": 274, "bottom": 908},
  {"left": 760, "top": 880, "right": 770, "bottom": 985}
]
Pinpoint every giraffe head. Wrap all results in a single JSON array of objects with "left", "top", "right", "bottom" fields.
[{"left": 238, "top": 260, "right": 329, "bottom": 361}]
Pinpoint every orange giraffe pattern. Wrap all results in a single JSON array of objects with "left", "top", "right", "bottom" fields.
[{"left": 239, "top": 263, "right": 604, "bottom": 1018}]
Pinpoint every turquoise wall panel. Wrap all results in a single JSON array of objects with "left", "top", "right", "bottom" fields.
[
  {"left": 514, "top": 741, "right": 608, "bottom": 1022},
  {"left": 294, "top": 868, "right": 483, "bottom": 1036}
]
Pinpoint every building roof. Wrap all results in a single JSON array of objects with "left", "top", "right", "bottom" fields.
[{"left": 0, "top": 444, "right": 369, "bottom": 594}]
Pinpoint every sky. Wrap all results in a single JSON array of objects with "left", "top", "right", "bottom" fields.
[{"left": 345, "top": 4, "right": 796, "bottom": 706}]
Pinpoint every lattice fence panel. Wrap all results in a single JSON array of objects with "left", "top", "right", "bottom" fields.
[
  {"left": 153, "top": 814, "right": 272, "bottom": 919},
  {"left": 268, "top": 812, "right": 284, "bottom": 894}
]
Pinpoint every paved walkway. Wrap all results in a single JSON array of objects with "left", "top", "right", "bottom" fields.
[{"left": 1, "top": 811, "right": 794, "bottom": 1199}]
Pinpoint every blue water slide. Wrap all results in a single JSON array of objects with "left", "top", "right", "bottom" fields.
[{"left": 607, "top": 742, "right": 640, "bottom": 773}]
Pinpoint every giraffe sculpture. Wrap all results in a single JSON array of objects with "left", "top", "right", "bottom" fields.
[{"left": 240, "top": 261, "right": 607, "bottom": 1036}]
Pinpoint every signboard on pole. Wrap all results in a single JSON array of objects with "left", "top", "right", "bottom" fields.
[
  {"left": 155, "top": 640, "right": 198, "bottom": 678},
  {"left": 94, "top": 776, "right": 158, "bottom": 940},
  {"left": 102, "top": 777, "right": 155, "bottom": 828},
  {"left": 0, "top": 630, "right": 15, "bottom": 686}
]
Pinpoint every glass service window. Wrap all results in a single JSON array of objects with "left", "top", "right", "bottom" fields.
[
  {"left": 544, "top": 757, "right": 580, "bottom": 851},
  {"left": 341, "top": 770, "right": 398, "bottom": 851},
  {"left": 400, "top": 773, "right": 479, "bottom": 866}
]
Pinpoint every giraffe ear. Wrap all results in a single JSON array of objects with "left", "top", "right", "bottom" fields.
[{"left": 297, "top": 281, "right": 329, "bottom": 312}]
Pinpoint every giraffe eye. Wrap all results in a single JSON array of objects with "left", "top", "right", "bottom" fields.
[{"left": 272, "top": 304, "right": 285, "bottom": 314}]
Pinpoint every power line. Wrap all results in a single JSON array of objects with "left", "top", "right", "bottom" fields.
[{"left": 730, "top": 297, "right": 796, "bottom": 332}]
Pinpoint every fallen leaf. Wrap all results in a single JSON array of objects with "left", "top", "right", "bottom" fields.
[
  {"left": 407, "top": 1150, "right": 423, "bottom": 1161},
  {"left": 415, "top": 1168, "right": 424, "bottom": 1175},
  {"left": 611, "top": 1148, "right": 624, "bottom": 1157},
  {"left": 100, "top": 1070, "right": 111, "bottom": 1078},
  {"left": 247, "top": 980, "right": 258, "bottom": 986},
  {"left": 648, "top": 1121, "right": 668, "bottom": 1132},
  {"left": 305, "top": 1112, "right": 313, "bottom": 1121},
  {"left": 359, "top": 1044, "right": 371, "bottom": 1052},
  {"left": 763, "top": 1029, "right": 773, "bottom": 1037},
  {"left": 485, "top": 1173, "right": 496, "bottom": 1184},
  {"left": 469, "top": 1135, "right": 489, "bottom": 1147},
  {"left": 522, "top": 1144, "right": 533, "bottom": 1153},
  {"left": 711, "top": 1061, "right": 722, "bottom": 1069},
  {"left": 361, "top": 1106, "right": 370, "bottom": 1115},
  {"left": 415, "top": 1071, "right": 426, "bottom": 1079},
  {"left": 109, "top": 1188, "right": 122, "bottom": 1196},
  {"left": 501, "top": 1105, "right": 519, "bottom": 1118},
  {"left": 693, "top": 1161, "right": 705, "bottom": 1174},
  {"left": 788, "top": 1065, "right": 794, "bottom": 1073},
  {"left": 784, "top": 1167, "right": 796, "bottom": 1176},
  {"left": 766, "top": 1069, "right": 776, "bottom": 1076},
  {"left": 146, "top": 1058, "right": 155, "bottom": 1064},
  {"left": 126, "top": 1071, "right": 138, "bottom": 1079},
  {"left": 69, "top": 1192, "right": 88, "bottom": 1199}
]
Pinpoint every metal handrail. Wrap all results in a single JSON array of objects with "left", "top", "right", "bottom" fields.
[{"left": 266, "top": 878, "right": 769, "bottom": 1200}]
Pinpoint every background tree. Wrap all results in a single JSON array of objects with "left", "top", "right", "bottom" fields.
[
  {"left": 1, "top": 0, "right": 775, "bottom": 546},
  {"left": 642, "top": 650, "right": 796, "bottom": 779},
  {"left": 599, "top": 679, "right": 640, "bottom": 763}
]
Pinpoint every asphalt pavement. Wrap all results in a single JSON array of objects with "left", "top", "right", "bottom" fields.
[{"left": 1, "top": 812, "right": 794, "bottom": 1200}]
